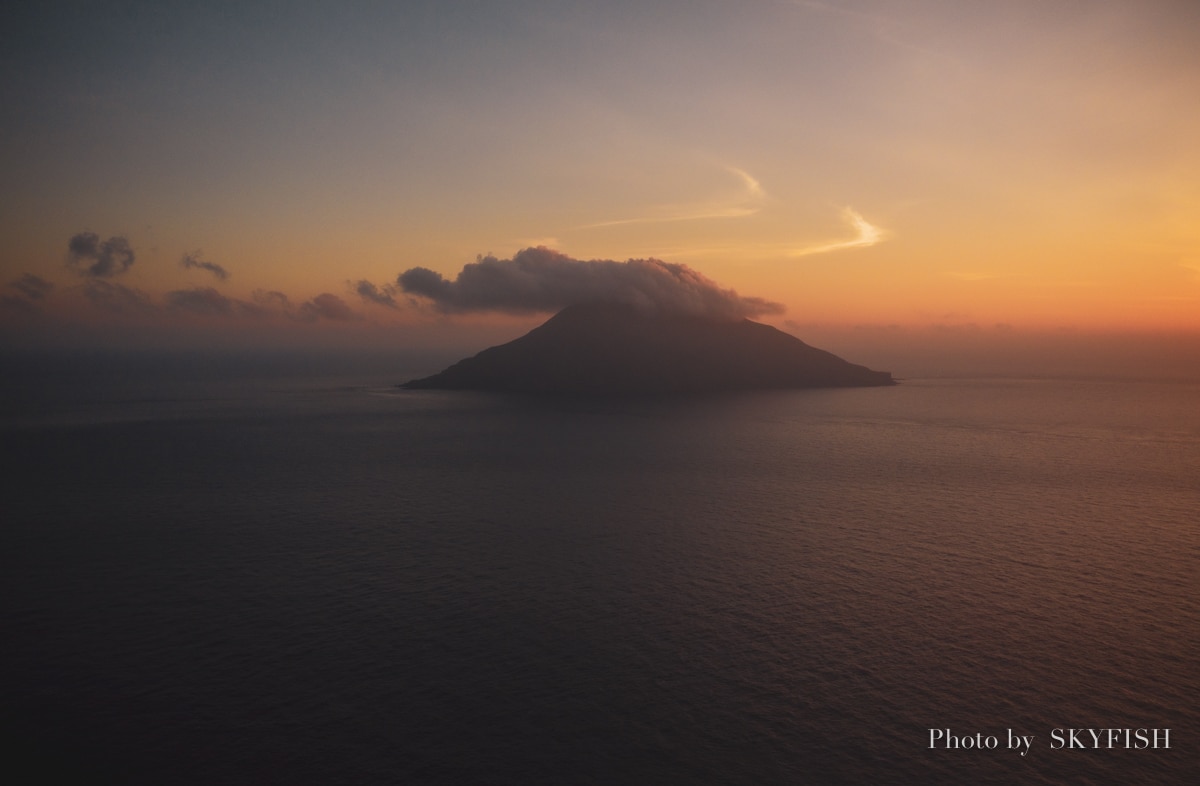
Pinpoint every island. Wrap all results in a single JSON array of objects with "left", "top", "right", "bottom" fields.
[{"left": 402, "top": 302, "right": 894, "bottom": 394}]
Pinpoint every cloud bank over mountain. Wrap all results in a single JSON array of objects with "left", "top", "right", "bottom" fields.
[{"left": 397, "top": 247, "right": 784, "bottom": 319}]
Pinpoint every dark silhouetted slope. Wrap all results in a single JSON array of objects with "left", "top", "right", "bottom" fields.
[{"left": 402, "top": 302, "right": 894, "bottom": 393}]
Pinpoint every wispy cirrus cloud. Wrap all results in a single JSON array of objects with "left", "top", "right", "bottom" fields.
[
  {"left": 790, "top": 0, "right": 959, "bottom": 63},
  {"left": 578, "top": 166, "right": 767, "bottom": 229},
  {"left": 790, "top": 207, "right": 888, "bottom": 257}
]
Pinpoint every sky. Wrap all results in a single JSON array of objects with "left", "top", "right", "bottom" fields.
[{"left": 2, "top": 0, "right": 1199, "bottom": 373}]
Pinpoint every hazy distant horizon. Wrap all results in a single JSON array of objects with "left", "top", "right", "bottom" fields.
[{"left": 4, "top": 313, "right": 1199, "bottom": 384}]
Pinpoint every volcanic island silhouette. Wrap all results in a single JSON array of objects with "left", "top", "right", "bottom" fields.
[{"left": 402, "top": 301, "right": 894, "bottom": 394}]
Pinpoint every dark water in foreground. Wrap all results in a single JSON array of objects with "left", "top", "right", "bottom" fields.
[{"left": 3, "top": 368, "right": 1198, "bottom": 784}]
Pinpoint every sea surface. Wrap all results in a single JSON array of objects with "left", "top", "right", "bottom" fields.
[{"left": 3, "top": 357, "right": 1198, "bottom": 784}]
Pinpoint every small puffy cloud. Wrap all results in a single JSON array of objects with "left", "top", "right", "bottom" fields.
[
  {"left": 180, "top": 251, "right": 230, "bottom": 281},
  {"left": 397, "top": 246, "right": 783, "bottom": 320},
  {"left": 299, "top": 293, "right": 358, "bottom": 322},
  {"left": 355, "top": 279, "right": 399, "bottom": 309},
  {"left": 67, "top": 232, "right": 135, "bottom": 277},
  {"left": 252, "top": 289, "right": 293, "bottom": 313},
  {"left": 82, "top": 280, "right": 155, "bottom": 314}
]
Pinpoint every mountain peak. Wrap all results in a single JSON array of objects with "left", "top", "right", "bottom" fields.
[{"left": 403, "top": 303, "right": 894, "bottom": 394}]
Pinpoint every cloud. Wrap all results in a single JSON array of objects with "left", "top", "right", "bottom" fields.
[
  {"left": 790, "top": 207, "right": 888, "bottom": 257},
  {"left": 580, "top": 165, "right": 767, "bottom": 229},
  {"left": 728, "top": 167, "right": 766, "bottom": 201},
  {"left": 299, "top": 293, "right": 358, "bottom": 322},
  {"left": 248, "top": 289, "right": 302, "bottom": 319},
  {"left": 1, "top": 274, "right": 55, "bottom": 313},
  {"left": 165, "top": 287, "right": 357, "bottom": 321},
  {"left": 180, "top": 252, "right": 230, "bottom": 281},
  {"left": 67, "top": 232, "right": 135, "bottom": 277},
  {"left": 252, "top": 289, "right": 293, "bottom": 311},
  {"left": 790, "top": 0, "right": 958, "bottom": 63},
  {"left": 166, "top": 287, "right": 304, "bottom": 319},
  {"left": 250, "top": 289, "right": 358, "bottom": 321},
  {"left": 354, "top": 279, "right": 399, "bottom": 309},
  {"left": 165, "top": 287, "right": 237, "bottom": 316},
  {"left": 251, "top": 289, "right": 357, "bottom": 321},
  {"left": 11, "top": 274, "right": 54, "bottom": 301},
  {"left": 397, "top": 246, "right": 784, "bottom": 319},
  {"left": 82, "top": 280, "right": 155, "bottom": 314}
]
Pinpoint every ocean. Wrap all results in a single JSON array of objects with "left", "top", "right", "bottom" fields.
[{"left": 3, "top": 355, "right": 1197, "bottom": 784}]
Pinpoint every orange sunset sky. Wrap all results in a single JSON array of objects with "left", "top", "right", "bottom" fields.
[{"left": 2, "top": 1, "right": 1199, "bottom": 373}]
